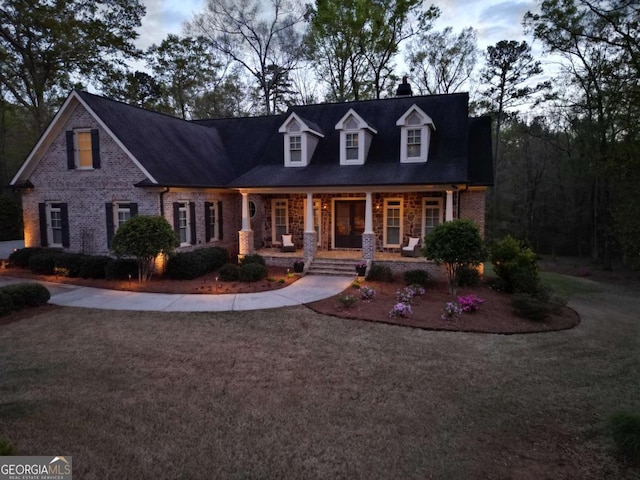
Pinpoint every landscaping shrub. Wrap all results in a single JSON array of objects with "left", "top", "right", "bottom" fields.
[
  {"left": 241, "top": 253, "right": 266, "bottom": 266},
  {"left": 456, "top": 264, "right": 481, "bottom": 287},
  {"left": 610, "top": 412, "right": 640, "bottom": 464},
  {"left": 79, "top": 255, "right": 110, "bottom": 279},
  {"left": 360, "top": 286, "right": 376, "bottom": 302},
  {"left": 366, "top": 264, "right": 394, "bottom": 282},
  {"left": 54, "top": 253, "right": 86, "bottom": 277},
  {"left": 239, "top": 263, "right": 268, "bottom": 282},
  {"left": 166, "top": 251, "right": 207, "bottom": 280},
  {"left": 29, "top": 251, "right": 64, "bottom": 275},
  {"left": 511, "top": 293, "right": 551, "bottom": 321},
  {"left": 0, "top": 291, "right": 14, "bottom": 316},
  {"left": 0, "top": 437, "right": 16, "bottom": 455},
  {"left": 403, "top": 269, "right": 430, "bottom": 287},
  {"left": 490, "top": 236, "right": 539, "bottom": 293},
  {"left": 218, "top": 263, "right": 239, "bottom": 281},
  {"left": 105, "top": 259, "right": 139, "bottom": 280},
  {"left": 0, "top": 283, "right": 50, "bottom": 315},
  {"left": 198, "top": 247, "right": 229, "bottom": 271},
  {"left": 337, "top": 294, "right": 358, "bottom": 309},
  {"left": 9, "top": 247, "right": 49, "bottom": 267}
]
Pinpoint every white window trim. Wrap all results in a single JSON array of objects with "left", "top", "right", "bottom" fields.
[
  {"left": 335, "top": 109, "right": 377, "bottom": 166},
  {"left": 74, "top": 128, "right": 94, "bottom": 170},
  {"left": 46, "top": 201, "right": 64, "bottom": 248},
  {"left": 283, "top": 133, "right": 308, "bottom": 167},
  {"left": 208, "top": 203, "right": 220, "bottom": 242},
  {"left": 177, "top": 201, "right": 191, "bottom": 247},
  {"left": 396, "top": 105, "right": 435, "bottom": 164},
  {"left": 279, "top": 113, "right": 324, "bottom": 167},
  {"left": 271, "top": 199, "right": 288, "bottom": 244},
  {"left": 113, "top": 202, "right": 131, "bottom": 233},
  {"left": 383, "top": 198, "right": 403, "bottom": 248},
  {"left": 422, "top": 197, "right": 444, "bottom": 238}
]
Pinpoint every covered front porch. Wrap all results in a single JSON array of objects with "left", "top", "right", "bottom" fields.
[{"left": 237, "top": 187, "right": 459, "bottom": 265}]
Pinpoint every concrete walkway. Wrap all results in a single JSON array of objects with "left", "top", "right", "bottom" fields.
[{"left": 0, "top": 274, "right": 353, "bottom": 312}]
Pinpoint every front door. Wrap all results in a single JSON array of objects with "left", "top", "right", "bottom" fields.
[{"left": 335, "top": 200, "right": 365, "bottom": 248}]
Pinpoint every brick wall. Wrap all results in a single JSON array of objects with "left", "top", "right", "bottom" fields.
[
  {"left": 458, "top": 189, "right": 487, "bottom": 237},
  {"left": 21, "top": 102, "right": 242, "bottom": 258}
]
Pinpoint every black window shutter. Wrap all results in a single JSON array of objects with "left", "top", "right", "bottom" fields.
[
  {"left": 60, "top": 203, "right": 70, "bottom": 247},
  {"left": 38, "top": 203, "right": 48, "bottom": 246},
  {"left": 66, "top": 131, "right": 75, "bottom": 169},
  {"left": 130, "top": 203, "right": 138, "bottom": 216},
  {"left": 91, "top": 129, "right": 100, "bottom": 168},
  {"left": 172, "top": 202, "right": 180, "bottom": 233},
  {"left": 105, "top": 203, "right": 114, "bottom": 247},
  {"left": 189, "top": 201, "right": 196, "bottom": 245},
  {"left": 204, "top": 202, "right": 212, "bottom": 242},
  {"left": 217, "top": 201, "right": 223, "bottom": 240}
]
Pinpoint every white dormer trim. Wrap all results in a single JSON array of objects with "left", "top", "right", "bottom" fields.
[
  {"left": 279, "top": 112, "right": 324, "bottom": 167},
  {"left": 334, "top": 109, "right": 377, "bottom": 166},
  {"left": 396, "top": 104, "right": 435, "bottom": 164}
]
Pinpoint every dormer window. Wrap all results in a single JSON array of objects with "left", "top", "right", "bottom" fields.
[
  {"left": 279, "top": 113, "right": 324, "bottom": 167},
  {"left": 396, "top": 105, "right": 435, "bottom": 163},
  {"left": 335, "top": 109, "right": 377, "bottom": 165}
]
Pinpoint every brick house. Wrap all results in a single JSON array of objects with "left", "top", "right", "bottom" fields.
[{"left": 10, "top": 82, "right": 493, "bottom": 273}]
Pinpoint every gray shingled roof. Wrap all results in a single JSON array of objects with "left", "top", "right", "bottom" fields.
[{"left": 79, "top": 90, "right": 492, "bottom": 189}]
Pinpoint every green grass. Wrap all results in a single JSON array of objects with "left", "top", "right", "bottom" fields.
[
  {"left": 0, "top": 298, "right": 638, "bottom": 478},
  {"left": 540, "top": 271, "right": 604, "bottom": 298}
]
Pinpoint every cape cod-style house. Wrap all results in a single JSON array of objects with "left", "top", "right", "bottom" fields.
[{"left": 10, "top": 80, "right": 493, "bottom": 275}]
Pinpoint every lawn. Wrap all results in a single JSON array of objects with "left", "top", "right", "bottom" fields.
[{"left": 0, "top": 275, "right": 639, "bottom": 479}]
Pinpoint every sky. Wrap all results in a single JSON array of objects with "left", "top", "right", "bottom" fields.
[{"left": 136, "top": 0, "right": 539, "bottom": 51}]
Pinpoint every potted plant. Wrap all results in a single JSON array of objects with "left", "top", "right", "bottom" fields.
[
  {"left": 293, "top": 260, "right": 305, "bottom": 273},
  {"left": 355, "top": 261, "right": 367, "bottom": 276}
]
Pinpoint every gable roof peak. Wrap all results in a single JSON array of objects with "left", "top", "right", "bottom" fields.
[
  {"left": 334, "top": 108, "right": 377, "bottom": 134},
  {"left": 278, "top": 111, "right": 324, "bottom": 137},
  {"left": 396, "top": 104, "right": 436, "bottom": 129}
]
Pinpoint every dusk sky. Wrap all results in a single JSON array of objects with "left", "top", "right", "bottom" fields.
[{"left": 136, "top": 0, "right": 539, "bottom": 51}]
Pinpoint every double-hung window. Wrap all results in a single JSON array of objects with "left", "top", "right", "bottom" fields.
[
  {"left": 49, "top": 203, "right": 64, "bottom": 246},
  {"left": 384, "top": 199, "right": 402, "bottom": 247},
  {"left": 272, "top": 199, "right": 288, "bottom": 243},
  {"left": 345, "top": 132, "right": 359, "bottom": 160},
  {"left": 66, "top": 129, "right": 100, "bottom": 169},
  {"left": 38, "top": 201, "right": 69, "bottom": 248},
  {"left": 289, "top": 135, "right": 302, "bottom": 163},
  {"left": 173, "top": 201, "right": 195, "bottom": 246},
  {"left": 423, "top": 198, "right": 443, "bottom": 238},
  {"left": 407, "top": 129, "right": 421, "bottom": 158}
]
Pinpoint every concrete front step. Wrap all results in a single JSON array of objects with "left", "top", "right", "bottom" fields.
[{"left": 307, "top": 258, "right": 362, "bottom": 276}]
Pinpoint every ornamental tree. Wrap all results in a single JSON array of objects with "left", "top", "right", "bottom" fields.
[
  {"left": 110, "top": 215, "right": 178, "bottom": 281},
  {"left": 423, "top": 219, "right": 486, "bottom": 295}
]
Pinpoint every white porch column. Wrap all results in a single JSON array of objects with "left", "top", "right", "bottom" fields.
[
  {"left": 241, "top": 192, "right": 251, "bottom": 231},
  {"left": 303, "top": 192, "right": 316, "bottom": 262},
  {"left": 362, "top": 192, "right": 375, "bottom": 261},
  {"left": 305, "top": 193, "right": 314, "bottom": 233},
  {"left": 238, "top": 191, "right": 254, "bottom": 257},
  {"left": 445, "top": 190, "right": 454, "bottom": 222},
  {"left": 364, "top": 192, "right": 374, "bottom": 234}
]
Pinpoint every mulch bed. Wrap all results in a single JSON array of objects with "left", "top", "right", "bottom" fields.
[{"left": 307, "top": 280, "right": 580, "bottom": 334}]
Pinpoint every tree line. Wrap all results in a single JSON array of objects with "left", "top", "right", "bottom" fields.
[{"left": 0, "top": 0, "right": 638, "bottom": 268}]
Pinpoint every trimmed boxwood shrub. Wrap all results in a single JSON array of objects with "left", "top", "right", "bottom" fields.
[
  {"left": 105, "top": 259, "right": 139, "bottom": 280},
  {"left": 79, "top": 255, "right": 110, "bottom": 279},
  {"left": 0, "top": 283, "right": 50, "bottom": 316},
  {"left": 241, "top": 253, "right": 266, "bottom": 266},
  {"left": 199, "top": 247, "right": 229, "bottom": 271},
  {"left": 239, "top": 263, "right": 268, "bottom": 282},
  {"left": 9, "top": 247, "right": 50, "bottom": 267},
  {"left": 403, "top": 269, "right": 430, "bottom": 287},
  {"left": 366, "top": 264, "right": 394, "bottom": 282},
  {"left": 511, "top": 293, "right": 551, "bottom": 321},
  {"left": 218, "top": 263, "right": 239, "bottom": 281},
  {"left": 490, "top": 236, "right": 539, "bottom": 293},
  {"left": 166, "top": 251, "right": 206, "bottom": 280},
  {"left": 54, "top": 253, "right": 86, "bottom": 277},
  {"left": 29, "top": 251, "right": 64, "bottom": 275},
  {"left": 0, "top": 291, "right": 13, "bottom": 316}
]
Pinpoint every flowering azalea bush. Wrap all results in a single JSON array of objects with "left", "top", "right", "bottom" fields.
[
  {"left": 360, "top": 285, "right": 376, "bottom": 302},
  {"left": 407, "top": 284, "right": 426, "bottom": 297},
  {"left": 389, "top": 302, "right": 412, "bottom": 318},
  {"left": 441, "top": 301, "right": 463, "bottom": 320},
  {"left": 457, "top": 294, "right": 484, "bottom": 313},
  {"left": 396, "top": 287, "right": 415, "bottom": 304}
]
